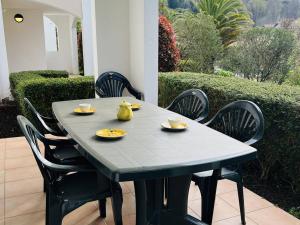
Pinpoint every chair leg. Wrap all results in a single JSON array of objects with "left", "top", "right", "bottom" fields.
[
  {"left": 46, "top": 190, "right": 63, "bottom": 225},
  {"left": 99, "top": 199, "right": 107, "bottom": 218},
  {"left": 237, "top": 180, "right": 246, "bottom": 225}
]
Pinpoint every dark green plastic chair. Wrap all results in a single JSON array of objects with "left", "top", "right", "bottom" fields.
[
  {"left": 192, "top": 100, "right": 264, "bottom": 225},
  {"left": 95, "top": 71, "right": 142, "bottom": 99},
  {"left": 166, "top": 89, "right": 209, "bottom": 122},
  {"left": 17, "top": 115, "right": 123, "bottom": 225}
]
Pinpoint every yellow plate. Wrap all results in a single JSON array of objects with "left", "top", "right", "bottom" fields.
[
  {"left": 131, "top": 103, "right": 142, "bottom": 111},
  {"left": 74, "top": 107, "right": 96, "bottom": 114},
  {"left": 161, "top": 122, "right": 188, "bottom": 131},
  {"left": 96, "top": 129, "right": 127, "bottom": 139}
]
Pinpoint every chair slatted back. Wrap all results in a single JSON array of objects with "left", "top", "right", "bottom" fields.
[
  {"left": 207, "top": 101, "right": 264, "bottom": 145},
  {"left": 167, "top": 89, "right": 209, "bottom": 122}
]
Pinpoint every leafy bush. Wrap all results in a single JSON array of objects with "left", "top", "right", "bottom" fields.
[
  {"left": 10, "top": 71, "right": 95, "bottom": 130},
  {"left": 215, "top": 69, "right": 235, "bottom": 77},
  {"left": 159, "top": 15, "right": 180, "bottom": 72},
  {"left": 221, "top": 28, "right": 298, "bottom": 84},
  {"left": 174, "top": 12, "right": 223, "bottom": 73},
  {"left": 159, "top": 72, "right": 300, "bottom": 191},
  {"left": 10, "top": 70, "right": 68, "bottom": 94},
  {"left": 286, "top": 68, "right": 300, "bottom": 86}
]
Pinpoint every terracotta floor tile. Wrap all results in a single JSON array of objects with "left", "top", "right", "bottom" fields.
[
  {"left": 5, "top": 137, "right": 26, "bottom": 143},
  {"left": 5, "top": 177, "right": 43, "bottom": 198},
  {"left": 189, "top": 183, "right": 201, "bottom": 201},
  {"left": 121, "top": 182, "right": 131, "bottom": 194},
  {"left": 124, "top": 182, "right": 135, "bottom": 193},
  {"left": 5, "top": 166, "right": 41, "bottom": 182},
  {"left": 189, "top": 196, "right": 240, "bottom": 222},
  {"left": 5, "top": 147, "right": 32, "bottom": 159},
  {"left": 5, "top": 212, "right": 45, "bottom": 225},
  {"left": 0, "top": 184, "right": 4, "bottom": 199},
  {"left": 0, "top": 199, "right": 4, "bottom": 220},
  {"left": 5, "top": 155, "right": 36, "bottom": 169},
  {"left": 0, "top": 143, "right": 5, "bottom": 159},
  {"left": 63, "top": 202, "right": 104, "bottom": 225},
  {"left": 0, "top": 160, "right": 4, "bottom": 172},
  {"left": 218, "top": 188, "right": 273, "bottom": 213},
  {"left": 248, "top": 206, "right": 300, "bottom": 225},
  {"left": 5, "top": 192, "right": 45, "bottom": 218},
  {"left": 216, "top": 180, "right": 237, "bottom": 195},
  {"left": 213, "top": 216, "right": 258, "bottom": 225},
  {"left": 0, "top": 171, "right": 4, "bottom": 184}
]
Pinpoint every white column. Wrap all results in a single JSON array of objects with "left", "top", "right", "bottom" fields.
[
  {"left": 70, "top": 16, "right": 79, "bottom": 74},
  {"left": 0, "top": 2, "right": 10, "bottom": 100},
  {"left": 129, "top": 0, "right": 159, "bottom": 104},
  {"left": 81, "top": 0, "right": 98, "bottom": 77}
]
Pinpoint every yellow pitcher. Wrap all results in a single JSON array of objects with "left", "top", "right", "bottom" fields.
[{"left": 117, "top": 101, "right": 133, "bottom": 121}]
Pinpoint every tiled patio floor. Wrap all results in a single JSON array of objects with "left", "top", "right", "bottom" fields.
[{"left": 0, "top": 137, "right": 299, "bottom": 225}]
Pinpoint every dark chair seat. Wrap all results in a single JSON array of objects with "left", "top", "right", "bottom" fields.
[
  {"left": 56, "top": 172, "right": 110, "bottom": 201},
  {"left": 52, "top": 145, "right": 88, "bottom": 165}
]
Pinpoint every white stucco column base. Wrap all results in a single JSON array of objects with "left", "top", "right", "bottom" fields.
[{"left": 0, "top": 3, "right": 10, "bottom": 100}]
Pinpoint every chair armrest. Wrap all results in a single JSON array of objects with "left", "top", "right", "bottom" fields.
[
  {"left": 127, "top": 85, "right": 142, "bottom": 100},
  {"left": 44, "top": 160, "right": 95, "bottom": 173}
]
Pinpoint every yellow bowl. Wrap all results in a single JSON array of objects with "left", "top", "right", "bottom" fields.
[
  {"left": 74, "top": 107, "right": 96, "bottom": 114},
  {"left": 96, "top": 129, "right": 127, "bottom": 139},
  {"left": 131, "top": 103, "right": 142, "bottom": 111}
]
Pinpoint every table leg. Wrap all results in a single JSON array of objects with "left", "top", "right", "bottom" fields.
[
  {"left": 110, "top": 181, "right": 123, "bottom": 225},
  {"left": 200, "top": 169, "right": 220, "bottom": 225},
  {"left": 134, "top": 175, "right": 208, "bottom": 225}
]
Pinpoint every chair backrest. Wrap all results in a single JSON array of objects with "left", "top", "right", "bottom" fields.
[
  {"left": 17, "top": 115, "right": 57, "bottom": 184},
  {"left": 206, "top": 100, "right": 264, "bottom": 145},
  {"left": 95, "top": 71, "right": 141, "bottom": 99},
  {"left": 167, "top": 89, "right": 209, "bottom": 122},
  {"left": 24, "top": 98, "right": 60, "bottom": 135}
]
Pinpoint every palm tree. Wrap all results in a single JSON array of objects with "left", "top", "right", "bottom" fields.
[{"left": 194, "top": 0, "right": 253, "bottom": 46}]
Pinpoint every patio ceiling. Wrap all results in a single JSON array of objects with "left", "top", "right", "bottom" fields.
[{"left": 2, "top": 0, "right": 81, "bottom": 17}]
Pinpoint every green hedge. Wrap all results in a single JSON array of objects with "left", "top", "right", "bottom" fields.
[
  {"left": 10, "top": 71, "right": 95, "bottom": 129},
  {"left": 159, "top": 72, "right": 300, "bottom": 191}
]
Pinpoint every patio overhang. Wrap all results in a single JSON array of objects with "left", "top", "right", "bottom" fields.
[{"left": 0, "top": 0, "right": 159, "bottom": 104}]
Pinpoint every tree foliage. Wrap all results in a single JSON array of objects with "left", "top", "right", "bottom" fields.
[
  {"left": 159, "top": 16, "right": 180, "bottom": 72},
  {"left": 221, "top": 27, "right": 298, "bottom": 84},
  {"left": 194, "top": 0, "right": 253, "bottom": 46},
  {"left": 174, "top": 12, "right": 223, "bottom": 73}
]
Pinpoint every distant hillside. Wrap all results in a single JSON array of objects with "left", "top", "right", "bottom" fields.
[{"left": 167, "top": 0, "right": 300, "bottom": 25}]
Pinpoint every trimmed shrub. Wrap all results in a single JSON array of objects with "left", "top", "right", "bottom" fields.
[
  {"left": 174, "top": 12, "right": 223, "bottom": 73},
  {"left": 159, "top": 15, "right": 180, "bottom": 72},
  {"left": 159, "top": 72, "right": 300, "bottom": 191},
  {"left": 10, "top": 71, "right": 95, "bottom": 130}
]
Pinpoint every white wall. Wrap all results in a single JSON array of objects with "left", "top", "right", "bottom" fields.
[
  {"left": 95, "top": 0, "right": 130, "bottom": 76},
  {"left": 45, "top": 14, "right": 76, "bottom": 73},
  {"left": 0, "top": 1, "right": 10, "bottom": 99},
  {"left": 3, "top": 9, "right": 47, "bottom": 72}
]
